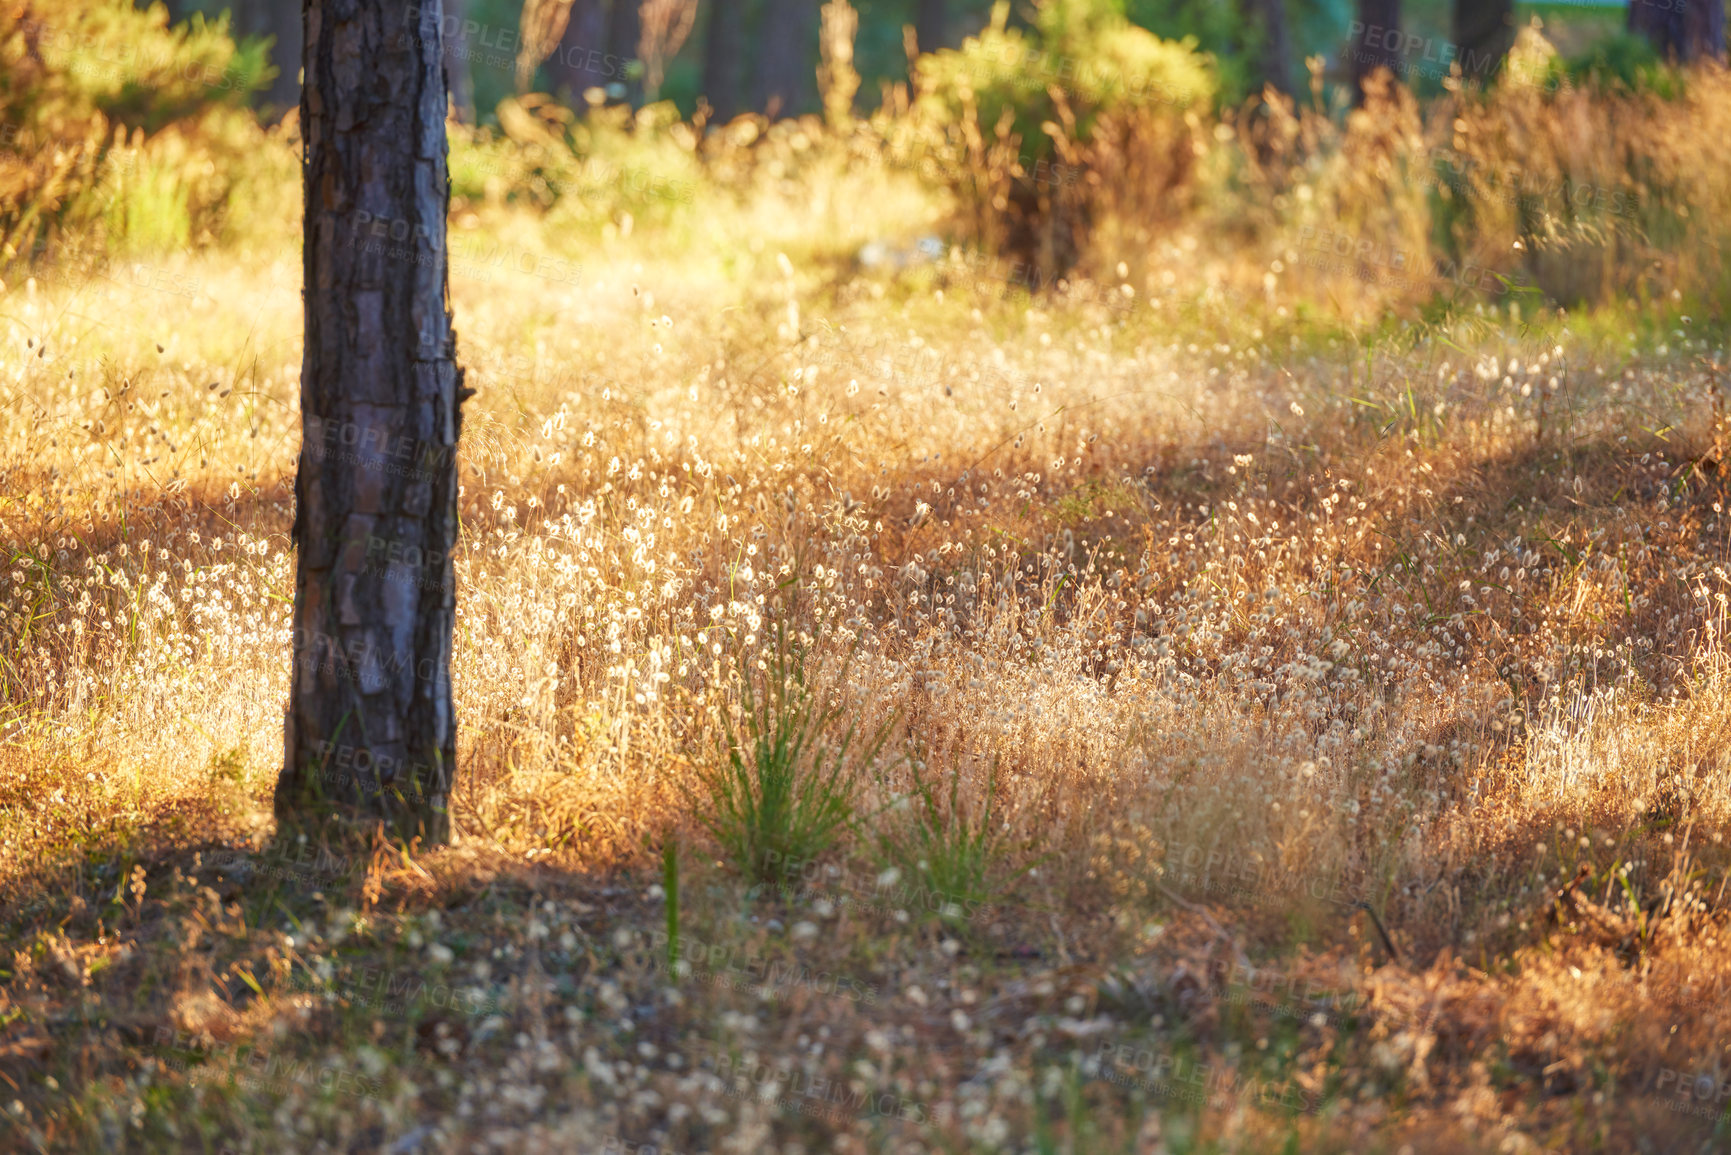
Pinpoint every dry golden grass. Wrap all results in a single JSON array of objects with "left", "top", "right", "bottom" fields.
[{"left": 4, "top": 79, "right": 1731, "bottom": 1155}]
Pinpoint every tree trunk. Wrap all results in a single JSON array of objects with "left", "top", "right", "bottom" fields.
[
  {"left": 751, "top": 0, "right": 818, "bottom": 118},
  {"left": 1248, "top": 0, "right": 1293, "bottom": 95},
  {"left": 1349, "top": 0, "right": 1402, "bottom": 104},
  {"left": 606, "top": 0, "right": 643, "bottom": 105},
  {"left": 1629, "top": 0, "right": 1726, "bottom": 63},
  {"left": 914, "top": 0, "right": 947, "bottom": 56},
  {"left": 549, "top": 0, "right": 613, "bottom": 105},
  {"left": 703, "top": 0, "right": 744, "bottom": 120},
  {"left": 446, "top": 0, "right": 477, "bottom": 121},
  {"left": 1452, "top": 0, "right": 1514, "bottom": 84},
  {"left": 281, "top": 0, "right": 468, "bottom": 844}
]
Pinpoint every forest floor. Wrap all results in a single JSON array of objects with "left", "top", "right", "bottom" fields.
[{"left": 2, "top": 233, "right": 1731, "bottom": 1153}]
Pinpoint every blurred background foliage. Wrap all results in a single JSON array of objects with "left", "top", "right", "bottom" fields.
[{"left": 0, "top": 0, "right": 1725, "bottom": 327}]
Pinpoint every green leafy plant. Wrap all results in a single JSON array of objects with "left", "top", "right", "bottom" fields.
[{"left": 692, "top": 632, "right": 893, "bottom": 886}]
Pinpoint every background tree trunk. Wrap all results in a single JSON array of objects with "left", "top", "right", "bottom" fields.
[
  {"left": 182, "top": 0, "right": 303, "bottom": 117},
  {"left": 1349, "top": 0, "right": 1402, "bottom": 103},
  {"left": 1628, "top": 0, "right": 1726, "bottom": 63},
  {"left": 751, "top": 0, "right": 818, "bottom": 117},
  {"left": 703, "top": 0, "right": 744, "bottom": 120},
  {"left": 914, "top": 0, "right": 948, "bottom": 55},
  {"left": 606, "top": 0, "right": 644, "bottom": 105},
  {"left": 281, "top": 0, "right": 468, "bottom": 844},
  {"left": 257, "top": 0, "right": 304, "bottom": 114},
  {"left": 548, "top": 0, "right": 613, "bottom": 105},
  {"left": 446, "top": 0, "right": 477, "bottom": 121},
  {"left": 1452, "top": 0, "right": 1514, "bottom": 84},
  {"left": 1248, "top": 0, "right": 1293, "bottom": 95}
]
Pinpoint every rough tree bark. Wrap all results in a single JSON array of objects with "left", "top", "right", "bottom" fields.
[
  {"left": 1628, "top": 0, "right": 1726, "bottom": 63},
  {"left": 1452, "top": 0, "right": 1514, "bottom": 84},
  {"left": 703, "top": 0, "right": 744, "bottom": 121},
  {"left": 280, "top": 0, "right": 469, "bottom": 844},
  {"left": 1349, "top": 0, "right": 1402, "bottom": 104},
  {"left": 751, "top": 0, "right": 818, "bottom": 117}
]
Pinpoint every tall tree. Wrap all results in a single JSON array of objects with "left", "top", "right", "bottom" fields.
[
  {"left": 446, "top": 0, "right": 477, "bottom": 121},
  {"left": 1452, "top": 0, "right": 1514, "bottom": 84},
  {"left": 1628, "top": 0, "right": 1726, "bottom": 63},
  {"left": 607, "top": 0, "right": 644, "bottom": 104},
  {"left": 255, "top": 0, "right": 304, "bottom": 113},
  {"left": 163, "top": 0, "right": 305, "bottom": 114},
  {"left": 914, "top": 0, "right": 948, "bottom": 56},
  {"left": 280, "top": 0, "right": 469, "bottom": 843},
  {"left": 1248, "top": 0, "right": 1293, "bottom": 95},
  {"left": 640, "top": 0, "right": 701, "bottom": 101},
  {"left": 549, "top": 0, "right": 613, "bottom": 104},
  {"left": 703, "top": 0, "right": 744, "bottom": 119},
  {"left": 751, "top": 0, "right": 818, "bottom": 117},
  {"left": 1349, "top": 0, "right": 1401, "bottom": 103}
]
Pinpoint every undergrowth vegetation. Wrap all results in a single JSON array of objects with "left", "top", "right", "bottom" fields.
[{"left": 1, "top": 1, "right": 1730, "bottom": 1153}]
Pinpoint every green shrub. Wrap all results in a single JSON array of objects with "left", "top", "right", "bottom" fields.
[
  {"left": 0, "top": 1, "right": 286, "bottom": 268},
  {"left": 692, "top": 634, "right": 893, "bottom": 886},
  {"left": 872, "top": 756, "right": 1034, "bottom": 926},
  {"left": 907, "top": 0, "right": 1214, "bottom": 276},
  {"left": 449, "top": 95, "right": 700, "bottom": 240},
  {"left": 1559, "top": 33, "right": 1687, "bottom": 100}
]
